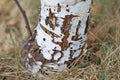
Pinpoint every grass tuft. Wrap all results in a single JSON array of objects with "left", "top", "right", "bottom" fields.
[{"left": 0, "top": 0, "right": 120, "bottom": 80}]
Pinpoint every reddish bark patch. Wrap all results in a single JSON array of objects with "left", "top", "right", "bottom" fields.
[
  {"left": 40, "top": 24, "right": 60, "bottom": 38},
  {"left": 60, "top": 15, "right": 78, "bottom": 51},
  {"left": 71, "top": 20, "right": 82, "bottom": 41},
  {"left": 51, "top": 14, "right": 79, "bottom": 61},
  {"left": 57, "top": 3, "right": 61, "bottom": 12},
  {"left": 45, "top": 8, "right": 58, "bottom": 30}
]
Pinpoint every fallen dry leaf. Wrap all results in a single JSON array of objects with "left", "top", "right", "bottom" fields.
[
  {"left": 0, "top": 66, "right": 5, "bottom": 72},
  {"left": 4, "top": 47, "right": 13, "bottom": 54},
  {"left": 95, "top": 50, "right": 104, "bottom": 57},
  {"left": 7, "top": 19, "right": 19, "bottom": 27},
  {"left": 88, "top": 32, "right": 96, "bottom": 42},
  {"left": 91, "top": 5, "right": 102, "bottom": 14},
  {"left": 90, "top": 24, "right": 110, "bottom": 41}
]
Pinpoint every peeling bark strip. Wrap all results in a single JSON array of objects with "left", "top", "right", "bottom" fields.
[{"left": 20, "top": 0, "right": 91, "bottom": 74}]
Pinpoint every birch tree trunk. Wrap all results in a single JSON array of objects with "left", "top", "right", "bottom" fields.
[{"left": 20, "top": 0, "right": 91, "bottom": 75}]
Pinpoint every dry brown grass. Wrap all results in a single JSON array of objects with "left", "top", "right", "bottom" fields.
[{"left": 0, "top": 0, "right": 120, "bottom": 80}]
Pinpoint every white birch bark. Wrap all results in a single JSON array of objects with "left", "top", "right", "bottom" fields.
[{"left": 20, "top": 0, "right": 91, "bottom": 75}]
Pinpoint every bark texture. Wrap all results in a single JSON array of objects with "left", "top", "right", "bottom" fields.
[{"left": 20, "top": 0, "right": 91, "bottom": 74}]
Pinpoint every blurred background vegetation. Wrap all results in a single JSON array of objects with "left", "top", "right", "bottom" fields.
[
  {"left": 0, "top": 0, "right": 39, "bottom": 55},
  {"left": 0, "top": 0, "right": 120, "bottom": 80}
]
